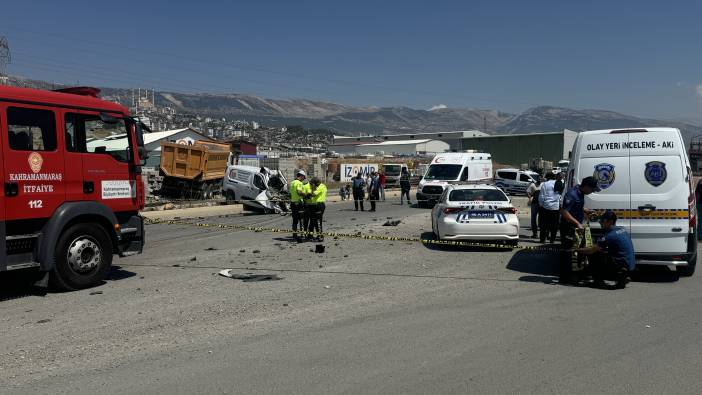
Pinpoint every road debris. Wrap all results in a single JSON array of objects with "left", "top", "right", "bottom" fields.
[
  {"left": 383, "top": 220, "right": 401, "bottom": 226},
  {"left": 89, "top": 291, "right": 103, "bottom": 295},
  {"left": 217, "top": 269, "right": 282, "bottom": 282},
  {"left": 315, "top": 244, "right": 325, "bottom": 253}
]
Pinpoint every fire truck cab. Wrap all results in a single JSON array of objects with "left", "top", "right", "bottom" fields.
[{"left": 0, "top": 85, "right": 147, "bottom": 290}]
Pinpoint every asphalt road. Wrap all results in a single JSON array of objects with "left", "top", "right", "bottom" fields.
[{"left": 1, "top": 196, "right": 701, "bottom": 394}]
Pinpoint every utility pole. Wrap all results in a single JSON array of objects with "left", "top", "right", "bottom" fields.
[{"left": 0, "top": 36, "right": 11, "bottom": 85}]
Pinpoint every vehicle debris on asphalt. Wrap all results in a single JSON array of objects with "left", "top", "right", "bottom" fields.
[{"left": 217, "top": 269, "right": 282, "bottom": 282}]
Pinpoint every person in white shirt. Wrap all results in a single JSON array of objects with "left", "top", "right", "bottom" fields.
[
  {"left": 538, "top": 172, "right": 560, "bottom": 243},
  {"left": 526, "top": 178, "right": 541, "bottom": 238}
]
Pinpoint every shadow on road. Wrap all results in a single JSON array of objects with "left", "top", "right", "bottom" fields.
[
  {"left": 0, "top": 265, "right": 137, "bottom": 302},
  {"left": 506, "top": 249, "right": 561, "bottom": 285},
  {"left": 506, "top": 249, "right": 681, "bottom": 286}
]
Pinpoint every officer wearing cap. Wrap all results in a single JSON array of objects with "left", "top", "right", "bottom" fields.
[
  {"left": 289, "top": 170, "right": 307, "bottom": 242},
  {"left": 558, "top": 176, "right": 600, "bottom": 283},
  {"left": 575, "top": 210, "right": 635, "bottom": 289}
]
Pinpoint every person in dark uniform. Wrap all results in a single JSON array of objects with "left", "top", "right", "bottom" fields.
[
  {"left": 352, "top": 173, "right": 366, "bottom": 211},
  {"left": 559, "top": 176, "right": 600, "bottom": 284},
  {"left": 575, "top": 210, "right": 635, "bottom": 289}
]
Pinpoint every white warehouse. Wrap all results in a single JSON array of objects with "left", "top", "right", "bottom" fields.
[{"left": 353, "top": 139, "right": 450, "bottom": 156}]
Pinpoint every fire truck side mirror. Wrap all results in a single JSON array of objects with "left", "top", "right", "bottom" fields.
[{"left": 133, "top": 120, "right": 150, "bottom": 165}]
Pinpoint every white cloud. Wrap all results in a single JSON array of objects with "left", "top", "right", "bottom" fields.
[
  {"left": 429, "top": 104, "right": 447, "bottom": 111},
  {"left": 696, "top": 84, "right": 702, "bottom": 98}
]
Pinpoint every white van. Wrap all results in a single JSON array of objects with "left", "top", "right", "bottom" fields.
[
  {"left": 554, "top": 159, "right": 570, "bottom": 174},
  {"left": 222, "top": 165, "right": 289, "bottom": 213},
  {"left": 569, "top": 127, "right": 696, "bottom": 276},
  {"left": 382, "top": 163, "right": 408, "bottom": 188},
  {"left": 417, "top": 152, "right": 492, "bottom": 206},
  {"left": 494, "top": 168, "right": 539, "bottom": 195}
]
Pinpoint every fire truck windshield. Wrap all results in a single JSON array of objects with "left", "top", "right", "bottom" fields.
[{"left": 78, "top": 116, "right": 132, "bottom": 162}]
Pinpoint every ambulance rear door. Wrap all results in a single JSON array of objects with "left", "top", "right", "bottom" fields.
[{"left": 628, "top": 131, "right": 688, "bottom": 254}]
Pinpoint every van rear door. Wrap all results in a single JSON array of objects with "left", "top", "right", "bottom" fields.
[
  {"left": 628, "top": 131, "right": 688, "bottom": 254},
  {"left": 579, "top": 132, "right": 631, "bottom": 230}
]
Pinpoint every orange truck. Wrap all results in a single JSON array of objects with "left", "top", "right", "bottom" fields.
[{"left": 159, "top": 140, "right": 230, "bottom": 199}]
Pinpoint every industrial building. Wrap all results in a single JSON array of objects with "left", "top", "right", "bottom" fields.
[
  {"left": 330, "top": 130, "right": 486, "bottom": 154},
  {"left": 460, "top": 130, "right": 577, "bottom": 166},
  {"left": 354, "top": 139, "right": 450, "bottom": 156}
]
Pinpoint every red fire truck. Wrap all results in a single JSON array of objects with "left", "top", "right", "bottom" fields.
[{"left": 0, "top": 85, "right": 147, "bottom": 290}]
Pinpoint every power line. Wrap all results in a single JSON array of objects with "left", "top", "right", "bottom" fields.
[
  {"left": 1, "top": 25, "right": 543, "bottom": 108},
  {"left": 9, "top": 46, "right": 364, "bottom": 100}
]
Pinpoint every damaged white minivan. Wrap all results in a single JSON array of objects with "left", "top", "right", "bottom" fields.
[{"left": 222, "top": 165, "right": 289, "bottom": 213}]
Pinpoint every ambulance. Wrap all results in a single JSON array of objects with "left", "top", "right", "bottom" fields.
[
  {"left": 568, "top": 127, "right": 696, "bottom": 276},
  {"left": 416, "top": 152, "right": 492, "bottom": 206}
]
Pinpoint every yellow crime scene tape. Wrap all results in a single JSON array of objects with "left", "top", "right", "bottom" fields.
[
  {"left": 143, "top": 216, "right": 563, "bottom": 253},
  {"left": 571, "top": 225, "right": 593, "bottom": 272}
]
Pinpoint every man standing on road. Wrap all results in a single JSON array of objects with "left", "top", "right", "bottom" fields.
[
  {"left": 526, "top": 177, "right": 541, "bottom": 238},
  {"left": 378, "top": 171, "right": 387, "bottom": 201},
  {"left": 554, "top": 172, "right": 565, "bottom": 195},
  {"left": 309, "top": 177, "right": 327, "bottom": 241},
  {"left": 399, "top": 167, "right": 412, "bottom": 205},
  {"left": 369, "top": 172, "right": 380, "bottom": 212},
  {"left": 302, "top": 178, "right": 314, "bottom": 239},
  {"left": 352, "top": 173, "right": 365, "bottom": 211},
  {"left": 290, "top": 170, "right": 307, "bottom": 242},
  {"left": 575, "top": 210, "right": 634, "bottom": 289},
  {"left": 538, "top": 172, "right": 560, "bottom": 243},
  {"left": 560, "top": 176, "right": 600, "bottom": 284}
]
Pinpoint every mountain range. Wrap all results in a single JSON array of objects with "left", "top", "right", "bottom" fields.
[{"left": 7, "top": 75, "right": 702, "bottom": 142}]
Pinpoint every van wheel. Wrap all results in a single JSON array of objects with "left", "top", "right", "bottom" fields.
[
  {"left": 225, "top": 190, "right": 236, "bottom": 205},
  {"left": 51, "top": 223, "right": 113, "bottom": 291},
  {"left": 679, "top": 257, "right": 696, "bottom": 277}
]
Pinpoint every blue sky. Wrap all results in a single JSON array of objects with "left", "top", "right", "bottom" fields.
[{"left": 1, "top": 0, "right": 701, "bottom": 120}]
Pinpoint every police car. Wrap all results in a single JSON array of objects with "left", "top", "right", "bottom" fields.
[{"left": 430, "top": 184, "right": 520, "bottom": 246}]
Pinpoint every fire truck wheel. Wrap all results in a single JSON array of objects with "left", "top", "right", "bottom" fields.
[{"left": 51, "top": 223, "right": 113, "bottom": 290}]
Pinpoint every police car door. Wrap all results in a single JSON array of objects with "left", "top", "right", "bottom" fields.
[
  {"left": 628, "top": 131, "right": 688, "bottom": 254},
  {"left": 579, "top": 131, "right": 631, "bottom": 231}
]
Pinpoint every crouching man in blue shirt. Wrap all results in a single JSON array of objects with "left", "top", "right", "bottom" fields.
[{"left": 575, "top": 210, "right": 635, "bottom": 289}]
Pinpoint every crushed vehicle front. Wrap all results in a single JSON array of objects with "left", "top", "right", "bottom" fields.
[{"left": 248, "top": 168, "right": 290, "bottom": 213}]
